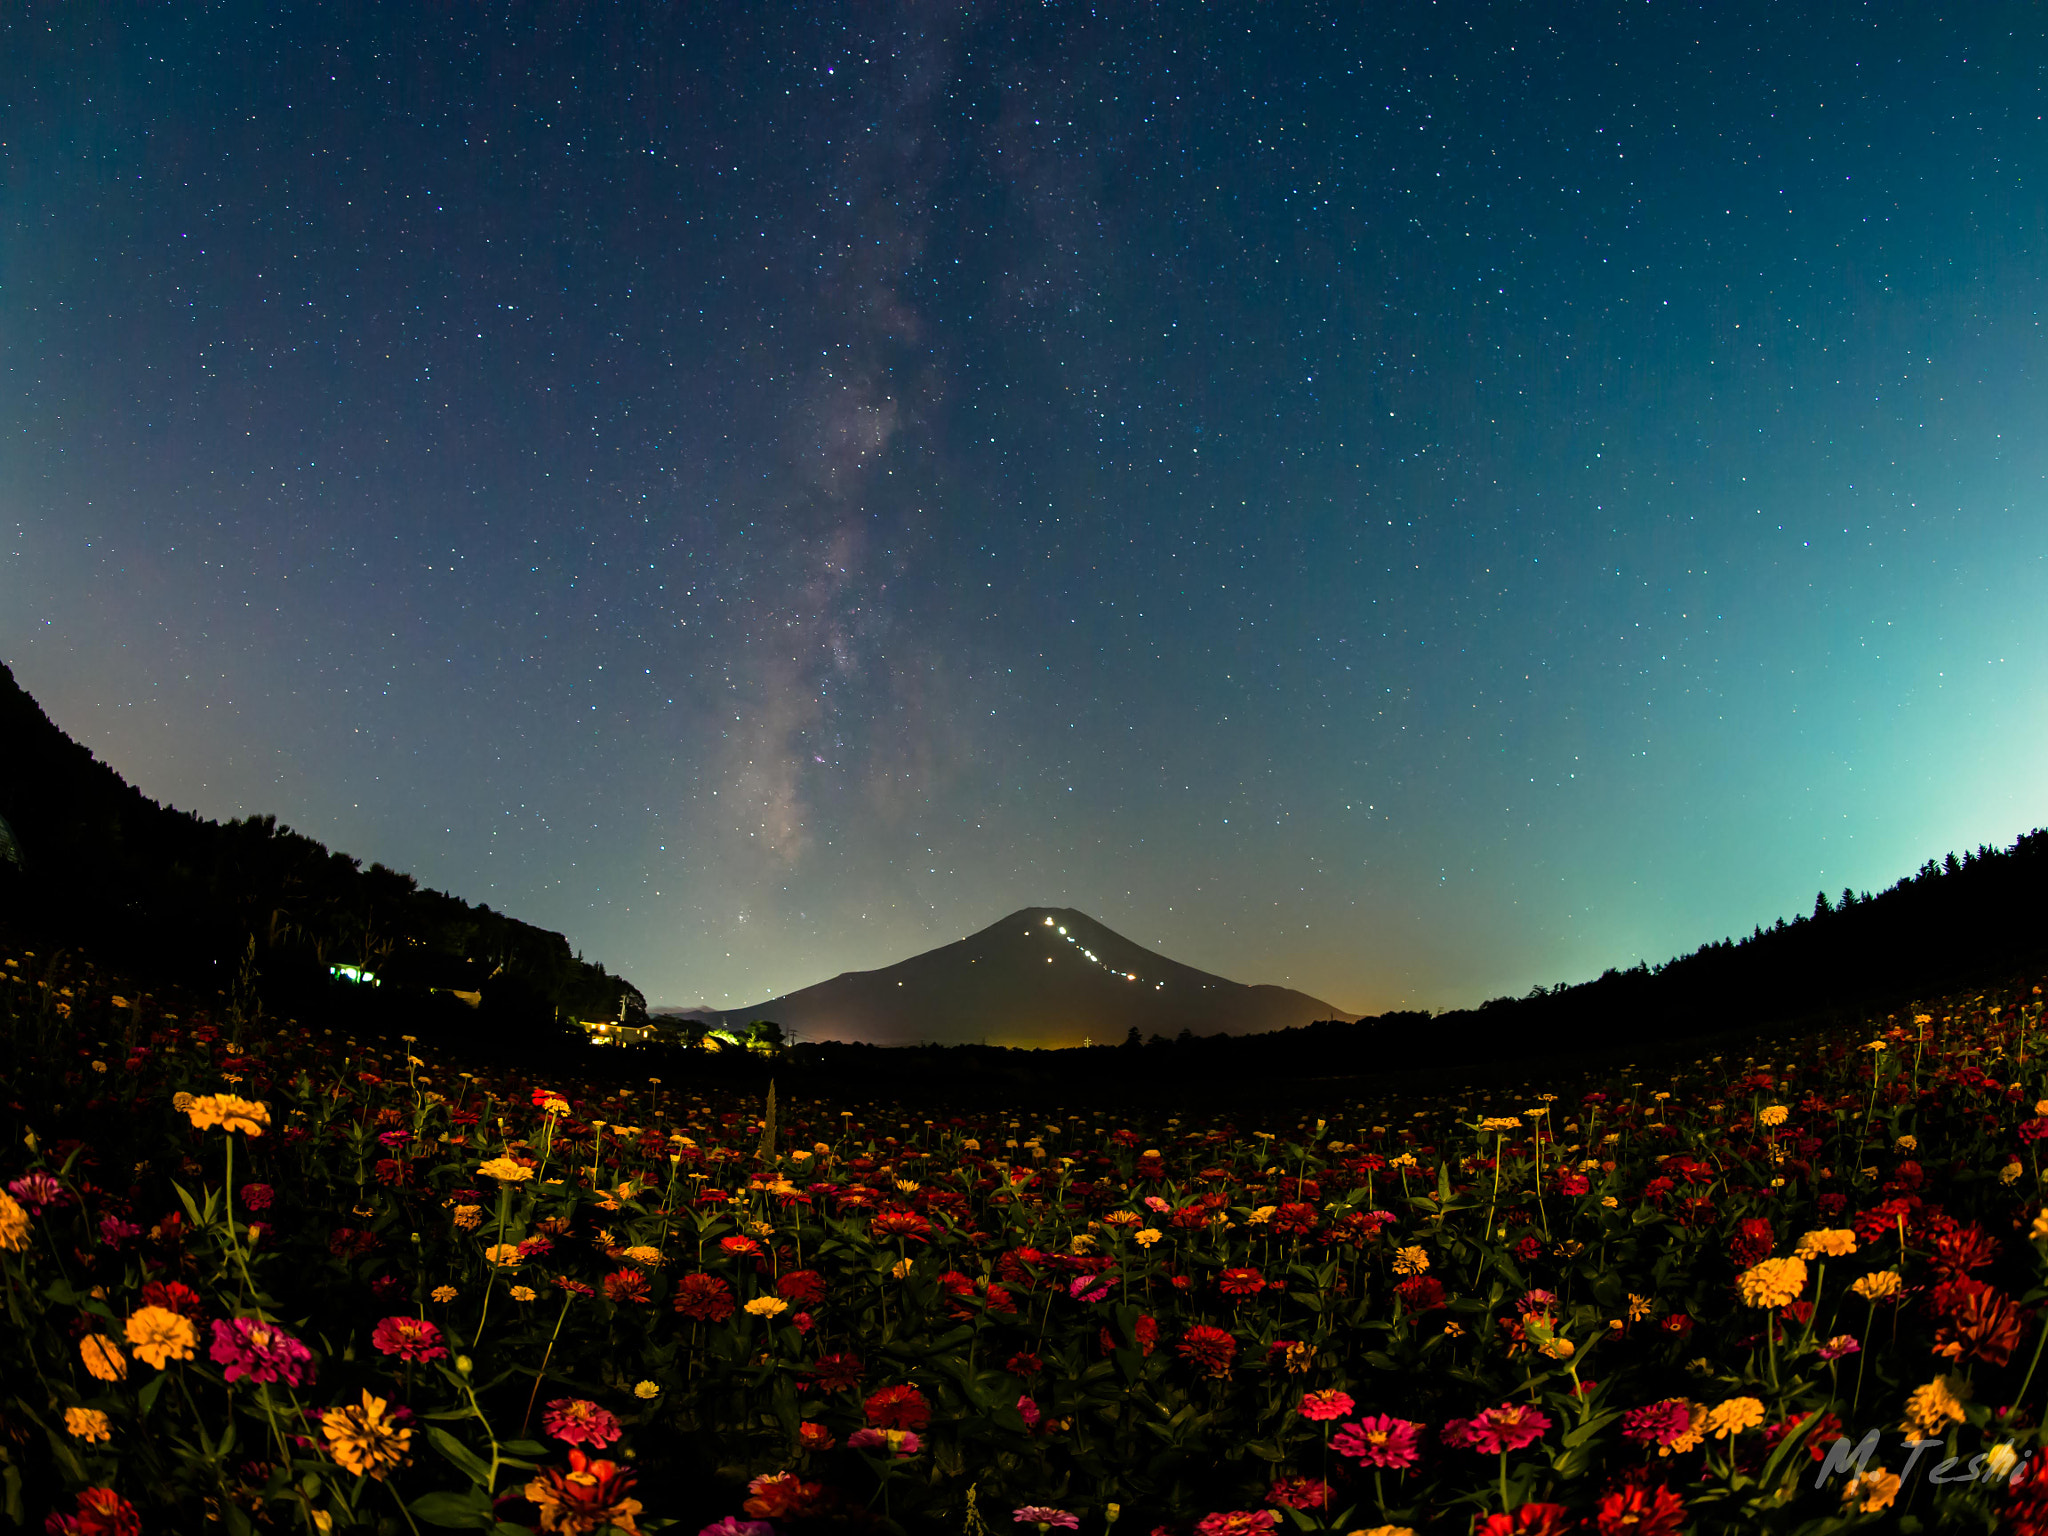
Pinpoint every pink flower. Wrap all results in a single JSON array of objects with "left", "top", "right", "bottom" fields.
[
  {"left": 847, "top": 1427, "right": 921, "bottom": 1455},
  {"left": 1069, "top": 1272, "right": 1115, "bottom": 1304},
  {"left": 1264, "top": 1477, "right": 1333, "bottom": 1511},
  {"left": 7, "top": 1172, "right": 66, "bottom": 1213},
  {"left": 370, "top": 1315, "right": 448, "bottom": 1363},
  {"left": 98, "top": 1214, "right": 142, "bottom": 1248},
  {"left": 1444, "top": 1402, "right": 1552, "bottom": 1454},
  {"left": 1193, "top": 1513, "right": 1280, "bottom": 1536},
  {"left": 1018, "top": 1394, "right": 1042, "bottom": 1428},
  {"left": 1298, "top": 1389, "right": 1355, "bottom": 1422},
  {"left": 1332, "top": 1414, "right": 1422, "bottom": 1469},
  {"left": 1818, "top": 1334, "right": 1861, "bottom": 1361},
  {"left": 1013, "top": 1509, "right": 1082, "bottom": 1531},
  {"left": 239, "top": 1183, "right": 275, "bottom": 1212},
  {"left": 542, "top": 1397, "right": 623, "bottom": 1448},
  {"left": 207, "top": 1316, "right": 315, "bottom": 1387}
]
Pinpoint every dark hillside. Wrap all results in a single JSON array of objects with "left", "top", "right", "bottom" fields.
[{"left": 0, "top": 660, "right": 640, "bottom": 1046}]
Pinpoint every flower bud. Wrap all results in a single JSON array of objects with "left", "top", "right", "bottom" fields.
[{"left": 456, "top": 1354, "right": 473, "bottom": 1376}]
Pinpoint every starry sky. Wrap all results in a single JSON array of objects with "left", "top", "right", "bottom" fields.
[{"left": 4, "top": 3, "right": 2045, "bottom": 1017}]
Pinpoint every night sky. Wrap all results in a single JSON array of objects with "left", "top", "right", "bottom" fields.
[{"left": 5, "top": 4, "right": 2044, "bottom": 1017}]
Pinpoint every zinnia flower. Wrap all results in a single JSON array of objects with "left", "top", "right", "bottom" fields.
[
  {"left": 1217, "top": 1267, "right": 1265, "bottom": 1297},
  {"left": 63, "top": 1407, "right": 112, "bottom": 1443},
  {"left": 542, "top": 1398, "right": 624, "bottom": 1449},
  {"left": 185, "top": 1094, "right": 271, "bottom": 1135},
  {"left": 0, "top": 1191, "right": 31, "bottom": 1252},
  {"left": 125, "top": 1305, "right": 198, "bottom": 1369},
  {"left": 209, "top": 1316, "right": 315, "bottom": 1386},
  {"left": 1332, "top": 1415, "right": 1422, "bottom": 1469},
  {"left": 863, "top": 1383, "right": 930, "bottom": 1430},
  {"left": 1298, "top": 1389, "right": 1355, "bottom": 1422},
  {"left": 1794, "top": 1229, "right": 1858, "bottom": 1260},
  {"left": 1841, "top": 1468, "right": 1901, "bottom": 1513},
  {"left": 322, "top": 1389, "right": 413, "bottom": 1480},
  {"left": 1620, "top": 1398, "right": 1702, "bottom": 1455},
  {"left": 370, "top": 1315, "right": 448, "bottom": 1363},
  {"left": 1445, "top": 1402, "right": 1551, "bottom": 1454},
  {"left": 4, "top": 1173, "right": 63, "bottom": 1213},
  {"left": 1474, "top": 1506, "right": 1576, "bottom": 1536},
  {"left": 475, "top": 1156, "right": 534, "bottom": 1183},
  {"left": 1013, "top": 1508, "right": 1082, "bottom": 1531},
  {"left": 1734, "top": 1255, "right": 1807, "bottom": 1309},
  {"left": 742, "top": 1472, "right": 827, "bottom": 1520},
  {"left": 1192, "top": 1513, "right": 1280, "bottom": 1536},
  {"left": 1177, "top": 1324, "right": 1238, "bottom": 1377},
  {"left": 526, "top": 1448, "right": 645, "bottom": 1535},
  {"left": 1900, "top": 1374, "right": 1970, "bottom": 1439},
  {"left": 1703, "top": 1396, "right": 1764, "bottom": 1439},
  {"left": 79, "top": 1335, "right": 128, "bottom": 1382},
  {"left": 743, "top": 1295, "right": 789, "bottom": 1318},
  {"left": 1591, "top": 1483, "right": 1687, "bottom": 1535},
  {"left": 1852, "top": 1270, "right": 1903, "bottom": 1302},
  {"left": 51, "top": 1489, "right": 141, "bottom": 1536},
  {"left": 673, "top": 1273, "right": 736, "bottom": 1322},
  {"left": 1392, "top": 1245, "right": 1430, "bottom": 1275}
]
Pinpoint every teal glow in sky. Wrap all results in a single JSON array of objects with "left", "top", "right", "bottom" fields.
[{"left": 3, "top": 3, "right": 2044, "bottom": 1016}]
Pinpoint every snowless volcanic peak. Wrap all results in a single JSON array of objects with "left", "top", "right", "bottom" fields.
[{"left": 702, "top": 907, "right": 1356, "bottom": 1048}]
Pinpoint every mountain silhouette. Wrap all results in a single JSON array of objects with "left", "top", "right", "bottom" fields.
[{"left": 668, "top": 907, "right": 1356, "bottom": 1047}]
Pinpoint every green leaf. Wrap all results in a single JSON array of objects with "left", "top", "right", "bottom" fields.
[
  {"left": 427, "top": 1425, "right": 496, "bottom": 1489},
  {"left": 408, "top": 1488, "right": 498, "bottom": 1529}
]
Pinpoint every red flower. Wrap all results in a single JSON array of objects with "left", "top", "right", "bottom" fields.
[
  {"left": 776, "top": 1269, "right": 828, "bottom": 1306},
  {"left": 871, "top": 1210, "right": 932, "bottom": 1242},
  {"left": 717, "top": 1235, "right": 761, "bottom": 1258},
  {"left": 370, "top": 1316, "right": 448, "bottom": 1363},
  {"left": 1263, "top": 1477, "right": 1332, "bottom": 1511},
  {"left": 1007, "top": 1351, "right": 1044, "bottom": 1378},
  {"left": 1474, "top": 1505, "right": 1577, "bottom": 1536},
  {"left": 672, "top": 1273, "right": 736, "bottom": 1322},
  {"left": 744, "top": 1472, "right": 830, "bottom": 1520},
  {"left": 1217, "top": 1268, "right": 1265, "bottom": 1298},
  {"left": 1394, "top": 1275, "right": 1447, "bottom": 1313},
  {"left": 1176, "top": 1324, "right": 1238, "bottom": 1377},
  {"left": 602, "top": 1269, "right": 651, "bottom": 1306},
  {"left": 139, "top": 1280, "right": 205, "bottom": 1319},
  {"left": 525, "top": 1448, "right": 644, "bottom": 1535},
  {"left": 801, "top": 1352, "right": 865, "bottom": 1394},
  {"left": 797, "top": 1421, "right": 836, "bottom": 1451},
  {"left": 1269, "top": 1202, "right": 1317, "bottom": 1236},
  {"left": 1444, "top": 1402, "right": 1551, "bottom": 1454},
  {"left": 1728, "top": 1216, "right": 1775, "bottom": 1268},
  {"left": 58, "top": 1489, "right": 141, "bottom": 1536},
  {"left": 863, "top": 1383, "right": 930, "bottom": 1430},
  {"left": 1594, "top": 1482, "right": 1686, "bottom": 1536}
]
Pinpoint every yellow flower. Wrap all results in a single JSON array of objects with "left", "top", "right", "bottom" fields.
[
  {"left": 1601, "top": 1195, "right": 1620, "bottom": 1208},
  {"left": 0, "top": 1191, "right": 28, "bottom": 1252},
  {"left": 450, "top": 1204, "right": 484, "bottom": 1231},
  {"left": 1894, "top": 1134, "right": 1917, "bottom": 1153},
  {"left": 125, "top": 1305, "right": 198, "bottom": 1369},
  {"left": 509, "top": 1286, "right": 538, "bottom": 1303},
  {"left": 322, "top": 1389, "right": 413, "bottom": 1480},
  {"left": 1627, "top": 1293, "right": 1655, "bottom": 1322},
  {"left": 633, "top": 1380, "right": 661, "bottom": 1400},
  {"left": 744, "top": 1296, "right": 790, "bottom": 1318},
  {"left": 1794, "top": 1229, "right": 1858, "bottom": 1260},
  {"left": 64, "top": 1406, "right": 111, "bottom": 1443},
  {"left": 185, "top": 1094, "right": 271, "bottom": 1135},
  {"left": 622, "top": 1245, "right": 663, "bottom": 1267},
  {"left": 484, "top": 1243, "right": 522, "bottom": 1266},
  {"left": 1246, "top": 1205, "right": 1277, "bottom": 1225},
  {"left": 1704, "top": 1397, "right": 1765, "bottom": 1439},
  {"left": 889, "top": 1256, "right": 914, "bottom": 1280},
  {"left": 172, "top": 1091, "right": 196, "bottom": 1114},
  {"left": 2032, "top": 1209, "right": 2048, "bottom": 1242},
  {"left": 1758, "top": 1105, "right": 1789, "bottom": 1127},
  {"left": 1734, "top": 1256, "right": 1807, "bottom": 1309},
  {"left": 1901, "top": 1374, "right": 1970, "bottom": 1438},
  {"left": 1987, "top": 1444, "right": 2022, "bottom": 1479},
  {"left": 1134, "top": 1228, "right": 1162, "bottom": 1247},
  {"left": 1392, "top": 1246, "right": 1430, "bottom": 1275},
  {"left": 2002, "top": 1162, "right": 2024, "bottom": 1187},
  {"left": 1841, "top": 1468, "right": 1901, "bottom": 1513},
  {"left": 431, "top": 1285, "right": 458, "bottom": 1303},
  {"left": 1358, "top": 1528, "right": 1419, "bottom": 1536},
  {"left": 1852, "top": 1270, "right": 1903, "bottom": 1302},
  {"left": 80, "top": 1335, "right": 128, "bottom": 1382},
  {"left": 475, "top": 1157, "right": 533, "bottom": 1183}
]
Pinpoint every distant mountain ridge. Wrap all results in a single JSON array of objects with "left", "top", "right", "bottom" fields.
[{"left": 660, "top": 907, "right": 1356, "bottom": 1048}]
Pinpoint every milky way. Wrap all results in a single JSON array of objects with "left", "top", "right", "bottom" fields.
[{"left": 4, "top": 3, "right": 2044, "bottom": 1014}]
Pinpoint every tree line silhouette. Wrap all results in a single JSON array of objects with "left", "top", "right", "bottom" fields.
[{"left": 0, "top": 662, "right": 642, "bottom": 1047}]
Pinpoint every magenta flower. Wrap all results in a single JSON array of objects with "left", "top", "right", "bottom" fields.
[
  {"left": 848, "top": 1427, "right": 922, "bottom": 1455},
  {"left": 7, "top": 1173, "right": 66, "bottom": 1213},
  {"left": 1332, "top": 1414, "right": 1423, "bottom": 1469},
  {"left": 1444, "top": 1402, "right": 1552, "bottom": 1454},
  {"left": 1068, "top": 1272, "right": 1115, "bottom": 1304},
  {"left": 1298, "top": 1389, "right": 1355, "bottom": 1422},
  {"left": 1817, "top": 1334, "right": 1862, "bottom": 1361},
  {"left": 1620, "top": 1399, "right": 1695, "bottom": 1448},
  {"left": 1012, "top": 1509, "right": 1081, "bottom": 1531},
  {"left": 208, "top": 1316, "right": 315, "bottom": 1387},
  {"left": 239, "top": 1183, "right": 275, "bottom": 1212},
  {"left": 1018, "top": 1394, "right": 1043, "bottom": 1429},
  {"left": 541, "top": 1397, "right": 623, "bottom": 1448},
  {"left": 699, "top": 1522, "right": 776, "bottom": 1536},
  {"left": 98, "top": 1214, "right": 142, "bottom": 1248},
  {"left": 370, "top": 1315, "right": 448, "bottom": 1363}
]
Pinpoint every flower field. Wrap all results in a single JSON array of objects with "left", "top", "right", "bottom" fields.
[{"left": 7, "top": 950, "right": 2048, "bottom": 1535}]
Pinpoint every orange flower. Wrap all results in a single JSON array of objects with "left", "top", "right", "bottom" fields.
[{"left": 125, "top": 1305, "right": 198, "bottom": 1369}]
